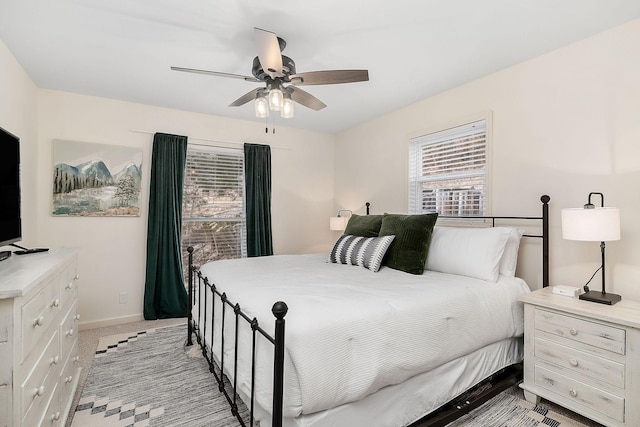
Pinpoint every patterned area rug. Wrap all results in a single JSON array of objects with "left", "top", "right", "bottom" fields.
[
  {"left": 447, "top": 392, "right": 592, "bottom": 427},
  {"left": 71, "top": 324, "right": 247, "bottom": 427}
]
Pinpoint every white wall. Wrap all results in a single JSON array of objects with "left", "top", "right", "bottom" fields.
[
  {"left": 335, "top": 19, "right": 640, "bottom": 300},
  {"left": 0, "top": 40, "right": 39, "bottom": 246},
  {"left": 34, "top": 91, "right": 335, "bottom": 328}
]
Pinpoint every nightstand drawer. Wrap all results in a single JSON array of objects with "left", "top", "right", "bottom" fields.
[
  {"left": 535, "top": 365, "right": 624, "bottom": 422},
  {"left": 535, "top": 337, "right": 625, "bottom": 388},
  {"left": 535, "top": 308, "right": 625, "bottom": 355}
]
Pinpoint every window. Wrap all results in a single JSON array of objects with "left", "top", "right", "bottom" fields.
[
  {"left": 182, "top": 145, "right": 246, "bottom": 269},
  {"left": 409, "top": 119, "right": 488, "bottom": 217}
]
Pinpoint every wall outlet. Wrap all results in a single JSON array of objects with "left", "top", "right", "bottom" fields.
[{"left": 119, "top": 292, "right": 128, "bottom": 304}]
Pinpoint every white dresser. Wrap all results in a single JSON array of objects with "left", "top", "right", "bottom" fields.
[
  {"left": 520, "top": 287, "right": 640, "bottom": 427},
  {"left": 0, "top": 248, "right": 80, "bottom": 427}
]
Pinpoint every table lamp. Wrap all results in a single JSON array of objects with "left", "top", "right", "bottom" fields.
[{"left": 561, "top": 192, "right": 621, "bottom": 305}]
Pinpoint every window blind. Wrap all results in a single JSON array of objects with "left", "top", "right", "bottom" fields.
[
  {"left": 409, "top": 120, "right": 487, "bottom": 216},
  {"left": 182, "top": 145, "right": 247, "bottom": 267}
]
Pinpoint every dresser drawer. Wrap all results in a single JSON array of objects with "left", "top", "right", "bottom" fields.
[
  {"left": 535, "top": 365, "right": 624, "bottom": 422},
  {"left": 59, "top": 263, "right": 78, "bottom": 310},
  {"left": 60, "top": 340, "right": 79, "bottom": 400},
  {"left": 23, "top": 381, "right": 58, "bottom": 427},
  {"left": 535, "top": 308, "right": 625, "bottom": 355},
  {"left": 60, "top": 299, "right": 79, "bottom": 361},
  {"left": 22, "top": 280, "right": 60, "bottom": 361},
  {"left": 21, "top": 331, "right": 60, "bottom": 425}
]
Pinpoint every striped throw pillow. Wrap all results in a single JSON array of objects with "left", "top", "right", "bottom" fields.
[{"left": 328, "top": 235, "right": 395, "bottom": 272}]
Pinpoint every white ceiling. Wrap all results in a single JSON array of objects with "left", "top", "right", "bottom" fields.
[{"left": 1, "top": 1, "right": 639, "bottom": 134}]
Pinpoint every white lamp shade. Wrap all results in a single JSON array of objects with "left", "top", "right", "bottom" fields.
[
  {"left": 561, "top": 207, "right": 620, "bottom": 241},
  {"left": 330, "top": 216, "right": 348, "bottom": 231}
]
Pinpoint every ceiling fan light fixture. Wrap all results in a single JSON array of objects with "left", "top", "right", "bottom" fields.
[
  {"left": 255, "top": 95, "right": 269, "bottom": 118},
  {"left": 268, "top": 87, "right": 283, "bottom": 111},
  {"left": 281, "top": 95, "right": 294, "bottom": 118}
]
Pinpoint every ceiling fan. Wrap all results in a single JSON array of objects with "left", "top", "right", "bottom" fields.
[{"left": 171, "top": 27, "right": 369, "bottom": 119}]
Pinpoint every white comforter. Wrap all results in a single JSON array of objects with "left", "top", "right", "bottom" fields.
[{"left": 196, "top": 253, "right": 529, "bottom": 418}]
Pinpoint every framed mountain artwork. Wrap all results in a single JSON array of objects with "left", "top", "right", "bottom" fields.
[{"left": 52, "top": 140, "right": 143, "bottom": 216}]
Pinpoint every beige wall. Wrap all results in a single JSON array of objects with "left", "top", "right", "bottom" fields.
[
  {"left": 335, "top": 19, "right": 640, "bottom": 299},
  {"left": 0, "top": 41, "right": 39, "bottom": 245}
]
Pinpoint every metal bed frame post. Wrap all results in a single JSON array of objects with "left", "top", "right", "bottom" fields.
[
  {"left": 541, "top": 195, "right": 550, "bottom": 288},
  {"left": 186, "top": 246, "right": 194, "bottom": 346}
]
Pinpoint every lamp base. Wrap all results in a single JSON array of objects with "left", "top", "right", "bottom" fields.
[{"left": 579, "top": 291, "right": 621, "bottom": 305}]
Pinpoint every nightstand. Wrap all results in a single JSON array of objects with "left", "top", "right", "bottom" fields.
[{"left": 520, "top": 287, "right": 640, "bottom": 427}]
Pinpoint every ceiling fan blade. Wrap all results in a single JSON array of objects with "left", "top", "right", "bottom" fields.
[
  {"left": 289, "top": 70, "right": 369, "bottom": 86},
  {"left": 171, "top": 66, "right": 261, "bottom": 82},
  {"left": 289, "top": 86, "right": 326, "bottom": 111},
  {"left": 254, "top": 27, "right": 283, "bottom": 79},
  {"left": 229, "top": 88, "right": 262, "bottom": 107}
]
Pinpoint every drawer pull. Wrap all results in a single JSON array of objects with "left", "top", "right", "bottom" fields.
[
  {"left": 66, "top": 328, "right": 74, "bottom": 337},
  {"left": 50, "top": 411, "right": 61, "bottom": 422},
  {"left": 34, "top": 386, "right": 45, "bottom": 397},
  {"left": 65, "top": 376, "right": 73, "bottom": 384},
  {"left": 569, "top": 358, "right": 579, "bottom": 367},
  {"left": 33, "top": 316, "right": 45, "bottom": 327},
  {"left": 569, "top": 328, "right": 578, "bottom": 336},
  {"left": 65, "top": 282, "right": 74, "bottom": 290},
  {"left": 74, "top": 274, "right": 79, "bottom": 280},
  {"left": 569, "top": 388, "right": 578, "bottom": 397},
  {"left": 74, "top": 314, "right": 81, "bottom": 321},
  {"left": 50, "top": 356, "right": 60, "bottom": 365},
  {"left": 51, "top": 298, "right": 60, "bottom": 307},
  {"left": 73, "top": 355, "right": 80, "bottom": 363}
]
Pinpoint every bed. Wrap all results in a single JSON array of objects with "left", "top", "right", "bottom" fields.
[{"left": 186, "top": 195, "right": 550, "bottom": 427}]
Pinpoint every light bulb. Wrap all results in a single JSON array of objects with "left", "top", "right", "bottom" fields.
[
  {"left": 255, "top": 96, "right": 269, "bottom": 118},
  {"left": 268, "top": 88, "right": 283, "bottom": 111},
  {"left": 281, "top": 97, "right": 294, "bottom": 118}
]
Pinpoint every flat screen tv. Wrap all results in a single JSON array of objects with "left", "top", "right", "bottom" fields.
[{"left": 0, "top": 126, "right": 21, "bottom": 247}]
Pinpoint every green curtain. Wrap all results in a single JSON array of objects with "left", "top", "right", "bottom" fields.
[
  {"left": 244, "top": 143, "right": 273, "bottom": 257},
  {"left": 143, "top": 133, "right": 189, "bottom": 319}
]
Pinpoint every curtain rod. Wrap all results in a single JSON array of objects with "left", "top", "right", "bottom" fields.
[{"left": 129, "top": 129, "right": 290, "bottom": 150}]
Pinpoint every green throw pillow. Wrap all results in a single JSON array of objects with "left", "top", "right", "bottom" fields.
[
  {"left": 378, "top": 213, "right": 439, "bottom": 275},
  {"left": 344, "top": 214, "right": 383, "bottom": 237}
]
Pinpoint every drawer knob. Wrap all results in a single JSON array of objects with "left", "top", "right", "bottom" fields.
[
  {"left": 65, "top": 376, "right": 73, "bottom": 384},
  {"left": 34, "top": 386, "right": 45, "bottom": 397},
  {"left": 65, "top": 282, "right": 74, "bottom": 290},
  {"left": 73, "top": 355, "right": 80, "bottom": 363},
  {"left": 33, "top": 316, "right": 45, "bottom": 327},
  {"left": 66, "top": 328, "right": 74, "bottom": 337},
  {"left": 74, "top": 274, "right": 79, "bottom": 280},
  {"left": 569, "top": 388, "right": 578, "bottom": 397},
  {"left": 569, "top": 328, "right": 578, "bottom": 336},
  {"left": 75, "top": 314, "right": 81, "bottom": 321},
  {"left": 569, "top": 358, "right": 579, "bottom": 367},
  {"left": 50, "top": 411, "right": 61, "bottom": 421},
  {"left": 50, "top": 356, "right": 60, "bottom": 365},
  {"left": 51, "top": 298, "right": 60, "bottom": 308}
]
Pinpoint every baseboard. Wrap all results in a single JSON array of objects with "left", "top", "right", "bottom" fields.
[{"left": 79, "top": 314, "right": 145, "bottom": 331}]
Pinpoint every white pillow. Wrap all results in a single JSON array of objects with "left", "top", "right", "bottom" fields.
[
  {"left": 425, "top": 226, "right": 511, "bottom": 282},
  {"left": 498, "top": 227, "right": 524, "bottom": 277}
]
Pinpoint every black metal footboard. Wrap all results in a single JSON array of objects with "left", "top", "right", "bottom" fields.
[{"left": 186, "top": 246, "right": 287, "bottom": 427}]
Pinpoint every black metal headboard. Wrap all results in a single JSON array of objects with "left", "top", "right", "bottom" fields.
[{"left": 364, "top": 195, "right": 550, "bottom": 287}]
